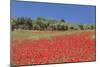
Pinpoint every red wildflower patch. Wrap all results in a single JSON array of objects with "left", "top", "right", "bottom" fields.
[{"left": 11, "top": 30, "right": 96, "bottom": 66}]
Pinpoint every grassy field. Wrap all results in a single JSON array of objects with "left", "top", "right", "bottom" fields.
[
  {"left": 11, "top": 30, "right": 96, "bottom": 66},
  {"left": 12, "top": 30, "right": 95, "bottom": 40}
]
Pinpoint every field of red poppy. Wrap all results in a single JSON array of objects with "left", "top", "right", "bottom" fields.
[{"left": 11, "top": 30, "right": 96, "bottom": 66}]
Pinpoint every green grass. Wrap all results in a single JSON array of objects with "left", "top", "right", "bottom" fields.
[
  {"left": 12, "top": 30, "right": 54, "bottom": 40},
  {"left": 12, "top": 30, "right": 52, "bottom": 40},
  {"left": 12, "top": 30, "right": 94, "bottom": 40}
]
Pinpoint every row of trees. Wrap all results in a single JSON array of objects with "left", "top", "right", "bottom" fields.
[{"left": 11, "top": 17, "right": 96, "bottom": 31}]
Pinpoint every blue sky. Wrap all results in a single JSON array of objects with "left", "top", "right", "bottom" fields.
[{"left": 11, "top": 0, "right": 96, "bottom": 24}]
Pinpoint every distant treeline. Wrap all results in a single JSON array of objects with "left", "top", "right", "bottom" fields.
[{"left": 11, "top": 17, "right": 95, "bottom": 31}]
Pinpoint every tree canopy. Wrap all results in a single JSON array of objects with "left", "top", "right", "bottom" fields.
[{"left": 11, "top": 17, "right": 96, "bottom": 31}]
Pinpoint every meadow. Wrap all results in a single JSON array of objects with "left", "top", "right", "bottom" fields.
[{"left": 11, "top": 30, "right": 96, "bottom": 66}]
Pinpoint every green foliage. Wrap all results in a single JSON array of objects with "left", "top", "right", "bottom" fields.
[
  {"left": 11, "top": 17, "right": 33, "bottom": 30},
  {"left": 11, "top": 17, "right": 95, "bottom": 31}
]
